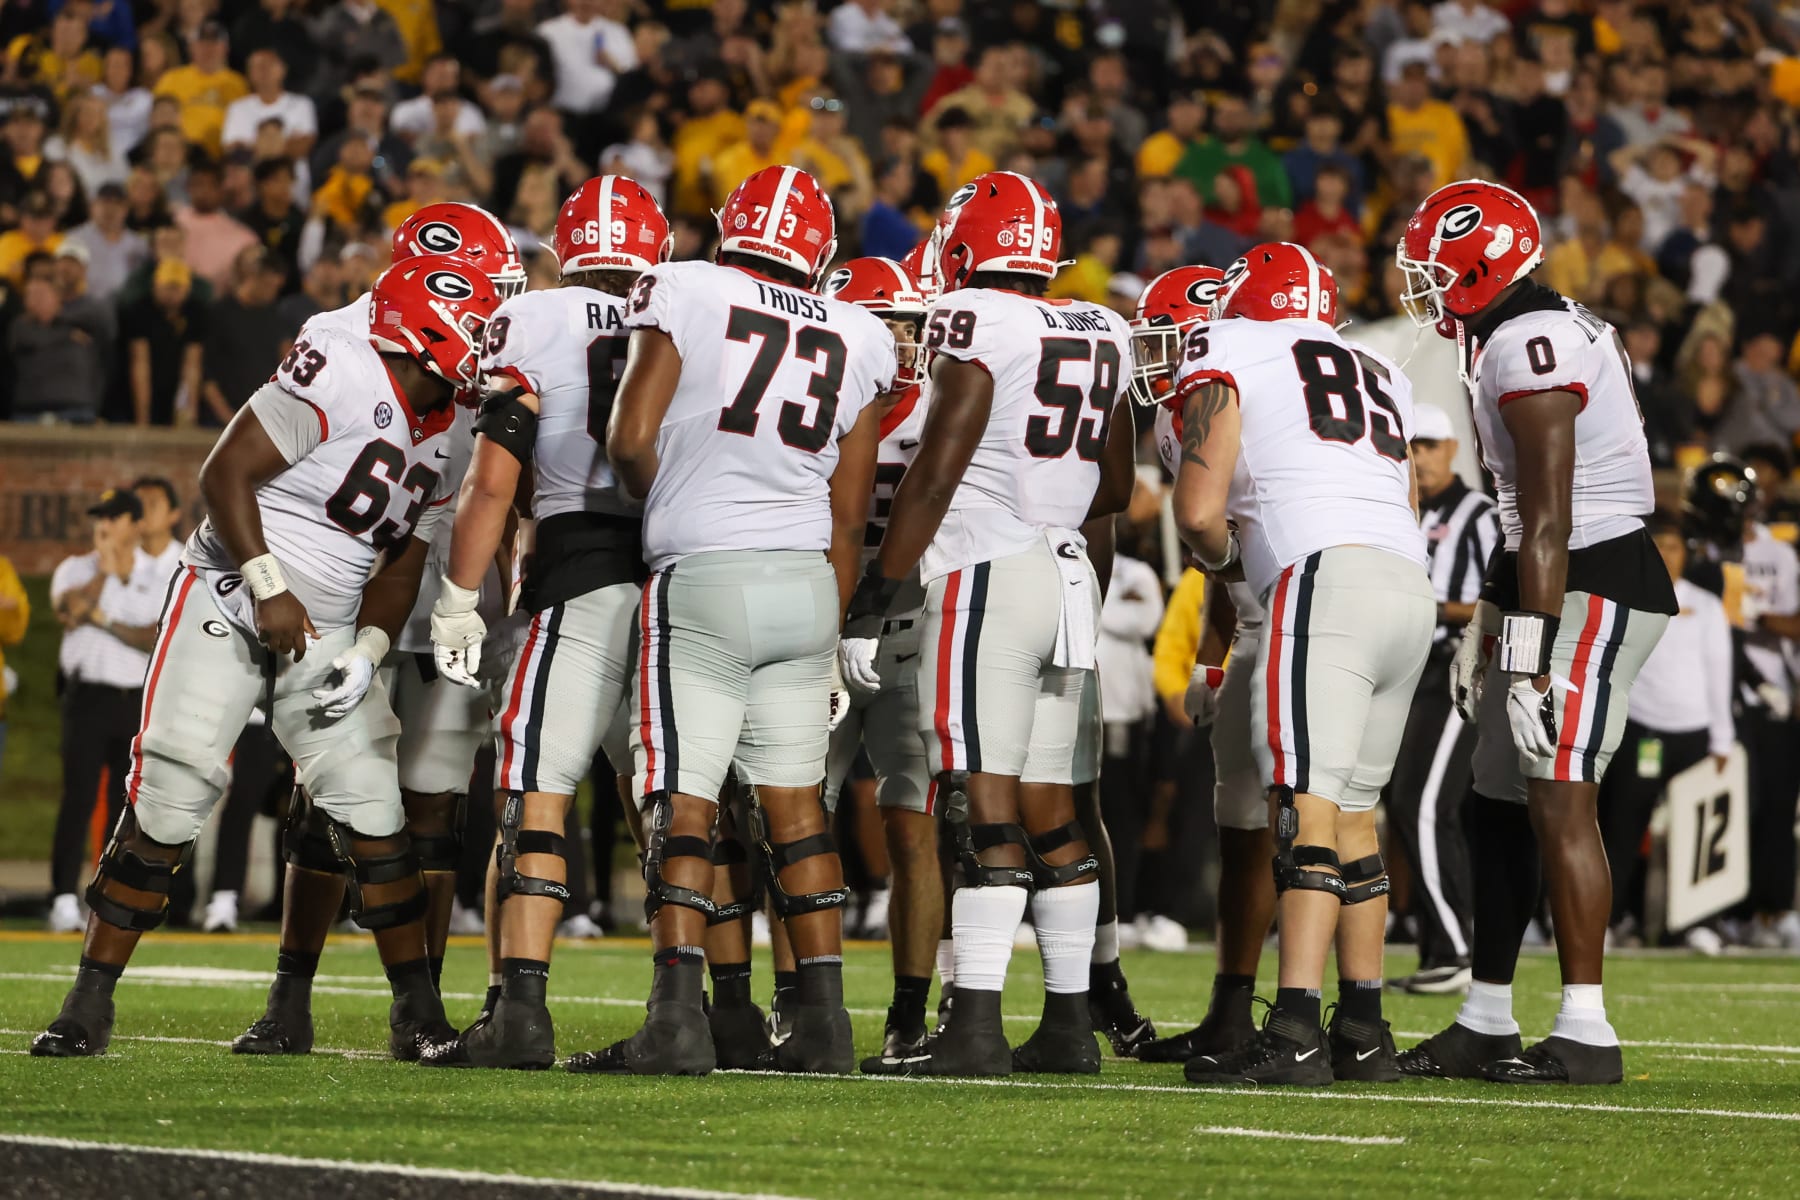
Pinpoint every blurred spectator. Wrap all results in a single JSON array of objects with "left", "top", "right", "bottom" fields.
[
  {"left": 221, "top": 47, "right": 316, "bottom": 162},
  {"left": 7, "top": 6, "right": 100, "bottom": 99},
  {"left": 539, "top": 0, "right": 636, "bottom": 118},
  {"left": 241, "top": 157, "right": 303, "bottom": 286},
  {"left": 276, "top": 253, "right": 341, "bottom": 330},
  {"left": 201, "top": 245, "right": 287, "bottom": 424},
  {"left": 789, "top": 93, "right": 871, "bottom": 223},
  {"left": 0, "top": 548, "right": 24, "bottom": 780},
  {"left": 1087, "top": 51, "right": 1146, "bottom": 152},
  {"left": 1164, "top": 176, "right": 1245, "bottom": 269},
  {"left": 915, "top": 15, "right": 972, "bottom": 116},
  {"left": 1717, "top": 331, "right": 1800, "bottom": 455},
  {"left": 382, "top": 155, "right": 447, "bottom": 230},
  {"left": 309, "top": 0, "right": 408, "bottom": 97},
  {"left": 1177, "top": 95, "right": 1290, "bottom": 210},
  {"left": 122, "top": 162, "right": 171, "bottom": 231},
  {"left": 1614, "top": 138, "right": 1717, "bottom": 254},
  {"left": 919, "top": 106, "right": 992, "bottom": 196},
  {"left": 1622, "top": 319, "right": 1690, "bottom": 469},
  {"left": 923, "top": 44, "right": 1032, "bottom": 165},
  {"left": 829, "top": 0, "right": 909, "bottom": 56},
  {"left": 1293, "top": 164, "right": 1359, "bottom": 248},
  {"left": 391, "top": 53, "right": 484, "bottom": 143},
  {"left": 310, "top": 85, "right": 407, "bottom": 201},
  {"left": 308, "top": 132, "right": 382, "bottom": 237},
  {"left": 52, "top": 237, "right": 114, "bottom": 333},
  {"left": 669, "top": 71, "right": 743, "bottom": 219},
  {"left": 94, "top": 44, "right": 150, "bottom": 157},
  {"left": 0, "top": 189, "right": 61, "bottom": 281},
  {"left": 1282, "top": 109, "right": 1364, "bottom": 212},
  {"left": 152, "top": 20, "right": 247, "bottom": 158},
  {"left": 1094, "top": 545, "right": 1165, "bottom": 935},
  {"left": 860, "top": 156, "right": 919, "bottom": 261},
  {"left": 121, "top": 257, "right": 204, "bottom": 426},
  {"left": 1386, "top": 60, "right": 1469, "bottom": 189},
  {"left": 46, "top": 92, "right": 126, "bottom": 195},
  {"left": 600, "top": 109, "right": 673, "bottom": 209},
  {"left": 1607, "top": 61, "right": 1689, "bottom": 149},
  {"left": 174, "top": 159, "right": 256, "bottom": 291},
  {"left": 456, "top": 0, "right": 556, "bottom": 83},
  {"left": 232, "top": 0, "right": 318, "bottom": 90},
  {"left": 491, "top": 105, "right": 587, "bottom": 227},
  {"left": 1203, "top": 165, "right": 1260, "bottom": 240},
  {"left": 62, "top": 180, "right": 144, "bottom": 301},
  {"left": 1137, "top": 91, "right": 1203, "bottom": 180},
  {"left": 832, "top": 45, "right": 930, "bottom": 161},
  {"left": 0, "top": 98, "right": 51, "bottom": 219},
  {"left": 1049, "top": 226, "right": 1122, "bottom": 304},
  {"left": 710, "top": 97, "right": 785, "bottom": 208},
  {"left": 7, "top": 270, "right": 109, "bottom": 421}
]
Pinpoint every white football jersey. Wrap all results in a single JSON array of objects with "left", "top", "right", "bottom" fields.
[
  {"left": 1153, "top": 403, "right": 1265, "bottom": 635},
  {"left": 1174, "top": 317, "right": 1426, "bottom": 601},
  {"left": 865, "top": 381, "right": 929, "bottom": 620},
  {"left": 1469, "top": 289, "right": 1655, "bottom": 550},
  {"left": 186, "top": 322, "right": 470, "bottom": 630},
  {"left": 921, "top": 288, "right": 1134, "bottom": 583},
  {"left": 301, "top": 291, "right": 372, "bottom": 337},
  {"left": 624, "top": 260, "right": 895, "bottom": 570},
  {"left": 480, "top": 285, "right": 637, "bottom": 522}
]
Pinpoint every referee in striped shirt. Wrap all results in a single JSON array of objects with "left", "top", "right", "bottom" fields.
[{"left": 1385, "top": 405, "right": 1500, "bottom": 995}]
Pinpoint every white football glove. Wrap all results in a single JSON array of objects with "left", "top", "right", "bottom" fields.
[
  {"left": 311, "top": 626, "right": 388, "bottom": 719},
  {"left": 430, "top": 576, "right": 487, "bottom": 689},
  {"left": 1450, "top": 599, "right": 1500, "bottom": 723},
  {"left": 1184, "top": 663, "right": 1225, "bottom": 727},
  {"left": 828, "top": 654, "right": 851, "bottom": 732},
  {"left": 839, "top": 635, "right": 881, "bottom": 695},
  {"left": 1505, "top": 673, "right": 1578, "bottom": 767}
]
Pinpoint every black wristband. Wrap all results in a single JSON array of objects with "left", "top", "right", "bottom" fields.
[
  {"left": 1498, "top": 609, "right": 1559, "bottom": 677},
  {"left": 843, "top": 561, "right": 901, "bottom": 639}
]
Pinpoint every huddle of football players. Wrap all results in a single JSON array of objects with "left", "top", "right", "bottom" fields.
[{"left": 29, "top": 162, "right": 1663, "bottom": 1090}]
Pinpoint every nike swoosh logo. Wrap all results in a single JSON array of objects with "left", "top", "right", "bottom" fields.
[
  {"left": 898, "top": 439, "right": 919, "bottom": 449},
  {"left": 434, "top": 449, "right": 451, "bottom": 459},
  {"left": 895, "top": 652, "right": 918, "bottom": 663},
  {"left": 1294, "top": 1048, "right": 1319, "bottom": 1061},
  {"left": 1356, "top": 1047, "right": 1380, "bottom": 1061},
  {"left": 1496, "top": 1057, "right": 1529, "bottom": 1067}
]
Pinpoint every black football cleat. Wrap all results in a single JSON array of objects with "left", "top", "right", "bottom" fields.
[
  {"left": 1481, "top": 1036, "right": 1623, "bottom": 1086},
  {"left": 1397, "top": 1021, "right": 1523, "bottom": 1079},
  {"left": 864, "top": 990, "right": 1010, "bottom": 1077},
  {"left": 1012, "top": 1020, "right": 1101, "bottom": 1075},
  {"left": 1387, "top": 962, "right": 1472, "bottom": 995},
  {"left": 232, "top": 999, "right": 314, "bottom": 1056},
  {"left": 389, "top": 992, "right": 458, "bottom": 1063},
  {"left": 708, "top": 999, "right": 774, "bottom": 1071},
  {"left": 1134, "top": 1000, "right": 1257, "bottom": 1064},
  {"left": 30, "top": 989, "right": 114, "bottom": 1058},
  {"left": 424, "top": 996, "right": 555, "bottom": 1069},
  {"left": 858, "top": 1019, "right": 929, "bottom": 1074},
  {"left": 565, "top": 1002, "right": 715, "bottom": 1076},
  {"left": 1326, "top": 1009, "right": 1400, "bottom": 1082},
  {"left": 1088, "top": 976, "right": 1156, "bottom": 1057},
  {"left": 773, "top": 1004, "right": 855, "bottom": 1074},
  {"left": 1184, "top": 1007, "right": 1333, "bottom": 1087}
]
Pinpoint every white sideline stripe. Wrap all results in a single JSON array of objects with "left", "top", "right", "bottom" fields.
[
  {"left": 1646, "top": 982, "right": 1800, "bottom": 993},
  {"left": 836, "top": 1072, "right": 1800, "bottom": 1121},
  {"left": 1194, "top": 1125, "right": 1405, "bottom": 1146},
  {"left": 0, "top": 1135, "right": 808, "bottom": 1200}
]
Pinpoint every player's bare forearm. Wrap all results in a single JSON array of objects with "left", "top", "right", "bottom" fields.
[
  {"left": 1086, "top": 397, "right": 1137, "bottom": 520},
  {"left": 198, "top": 406, "right": 291, "bottom": 569},
  {"left": 876, "top": 356, "right": 990, "bottom": 581},
  {"left": 1171, "top": 380, "right": 1240, "bottom": 563},
  {"left": 1756, "top": 612, "right": 1800, "bottom": 638},
  {"left": 358, "top": 535, "right": 430, "bottom": 642},
  {"left": 608, "top": 327, "right": 681, "bottom": 500},
  {"left": 1501, "top": 390, "right": 1578, "bottom": 620},
  {"left": 1198, "top": 582, "right": 1235, "bottom": 668},
  {"left": 1082, "top": 514, "right": 1114, "bottom": 600},
  {"left": 827, "top": 405, "right": 880, "bottom": 619},
  {"left": 1441, "top": 600, "right": 1477, "bottom": 626},
  {"left": 449, "top": 436, "right": 523, "bottom": 591}
]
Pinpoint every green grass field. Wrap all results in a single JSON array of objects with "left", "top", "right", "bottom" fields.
[{"left": 2, "top": 932, "right": 1797, "bottom": 1197}]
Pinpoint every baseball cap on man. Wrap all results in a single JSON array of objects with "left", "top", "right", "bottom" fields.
[
  {"left": 1411, "top": 403, "right": 1456, "bottom": 443},
  {"left": 88, "top": 488, "right": 145, "bottom": 520}
]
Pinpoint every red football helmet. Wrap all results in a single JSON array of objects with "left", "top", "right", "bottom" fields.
[
  {"left": 1128, "top": 265, "right": 1225, "bottom": 407},
  {"left": 934, "top": 170, "right": 1063, "bottom": 293},
  {"left": 900, "top": 237, "right": 937, "bottom": 302},
  {"left": 716, "top": 165, "right": 838, "bottom": 284},
  {"left": 1398, "top": 179, "right": 1544, "bottom": 334},
  {"left": 554, "top": 174, "right": 672, "bottom": 277},
  {"left": 369, "top": 253, "right": 500, "bottom": 388},
  {"left": 822, "top": 256, "right": 930, "bottom": 389},
  {"left": 1212, "top": 241, "right": 1339, "bottom": 325},
  {"left": 393, "top": 202, "right": 526, "bottom": 297}
]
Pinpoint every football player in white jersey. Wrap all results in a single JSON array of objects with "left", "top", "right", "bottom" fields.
[
  {"left": 231, "top": 203, "right": 527, "bottom": 1057},
  {"left": 1170, "top": 243, "right": 1435, "bottom": 1086},
  {"left": 1395, "top": 182, "right": 1674, "bottom": 1085},
  {"left": 1123, "top": 265, "right": 1278, "bottom": 1066},
  {"left": 419, "top": 175, "right": 671, "bottom": 1069},
  {"left": 844, "top": 171, "right": 1139, "bottom": 1077},
  {"left": 809, "top": 256, "right": 944, "bottom": 1067},
  {"left": 31, "top": 255, "right": 500, "bottom": 1059},
  {"left": 561, "top": 165, "right": 894, "bottom": 1076}
]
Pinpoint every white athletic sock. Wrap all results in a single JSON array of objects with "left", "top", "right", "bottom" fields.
[
  {"left": 951, "top": 886, "right": 1028, "bottom": 992},
  {"left": 1551, "top": 983, "right": 1617, "bottom": 1047},
  {"left": 1032, "top": 880, "right": 1100, "bottom": 995},
  {"left": 935, "top": 938, "right": 956, "bottom": 988},
  {"left": 488, "top": 971, "right": 503, "bottom": 988},
  {"left": 1455, "top": 979, "right": 1520, "bottom": 1037},
  {"left": 1091, "top": 918, "right": 1120, "bottom": 966}
]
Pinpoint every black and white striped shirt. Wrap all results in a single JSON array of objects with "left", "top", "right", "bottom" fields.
[{"left": 1420, "top": 478, "right": 1501, "bottom": 643}]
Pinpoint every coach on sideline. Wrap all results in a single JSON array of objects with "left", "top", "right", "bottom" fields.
[
  {"left": 1385, "top": 405, "right": 1500, "bottom": 995},
  {"left": 45, "top": 487, "right": 174, "bottom": 933}
]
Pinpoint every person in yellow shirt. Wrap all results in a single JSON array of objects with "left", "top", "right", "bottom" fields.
[
  {"left": 381, "top": 158, "right": 446, "bottom": 231},
  {"left": 1385, "top": 62, "right": 1468, "bottom": 190},
  {"left": 0, "top": 191, "right": 63, "bottom": 283},
  {"left": 0, "top": 550, "right": 26, "bottom": 780},
  {"left": 377, "top": 0, "right": 442, "bottom": 85},
  {"left": 918, "top": 106, "right": 994, "bottom": 195},
  {"left": 670, "top": 74, "right": 745, "bottom": 219},
  {"left": 151, "top": 22, "right": 247, "bottom": 158},
  {"left": 786, "top": 94, "right": 871, "bottom": 220},
  {"left": 312, "top": 136, "right": 379, "bottom": 231},
  {"left": 709, "top": 98, "right": 786, "bottom": 209},
  {"left": 1151, "top": 567, "right": 1208, "bottom": 722},
  {"left": 1137, "top": 93, "right": 1204, "bottom": 179},
  {"left": 1048, "top": 228, "right": 1123, "bottom": 305},
  {"left": 6, "top": 7, "right": 102, "bottom": 101}
]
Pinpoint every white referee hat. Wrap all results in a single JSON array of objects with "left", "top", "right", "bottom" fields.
[{"left": 1411, "top": 404, "right": 1456, "bottom": 443}]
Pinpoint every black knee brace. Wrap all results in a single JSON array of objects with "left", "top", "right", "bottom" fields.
[
  {"left": 282, "top": 788, "right": 340, "bottom": 874},
  {"left": 1270, "top": 786, "right": 1346, "bottom": 899},
  {"left": 404, "top": 791, "right": 466, "bottom": 873},
  {"left": 1338, "top": 852, "right": 1390, "bottom": 905},
  {"left": 494, "top": 791, "right": 571, "bottom": 907},
  {"left": 321, "top": 821, "right": 429, "bottom": 932},
  {"left": 745, "top": 788, "right": 849, "bottom": 917},
  {"left": 1026, "top": 819, "right": 1100, "bottom": 887},
  {"left": 707, "top": 832, "right": 762, "bottom": 925},
  {"left": 937, "top": 771, "right": 1036, "bottom": 890},
  {"left": 640, "top": 790, "right": 717, "bottom": 921},
  {"left": 86, "top": 808, "right": 189, "bottom": 932}
]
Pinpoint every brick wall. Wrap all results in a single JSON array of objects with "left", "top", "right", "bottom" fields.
[{"left": 0, "top": 426, "right": 216, "bottom": 575}]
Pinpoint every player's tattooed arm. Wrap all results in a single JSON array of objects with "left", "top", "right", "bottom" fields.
[
  {"left": 1179, "top": 381, "right": 1234, "bottom": 468},
  {"left": 607, "top": 327, "right": 682, "bottom": 499},
  {"left": 1170, "top": 378, "right": 1241, "bottom": 572},
  {"left": 874, "top": 355, "right": 993, "bottom": 581}
]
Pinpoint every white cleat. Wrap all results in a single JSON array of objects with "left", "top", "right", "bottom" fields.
[
  {"left": 202, "top": 891, "right": 239, "bottom": 933},
  {"left": 1776, "top": 911, "right": 1800, "bottom": 951},
  {"left": 1136, "top": 913, "right": 1189, "bottom": 953},
  {"left": 557, "top": 914, "right": 605, "bottom": 940},
  {"left": 47, "top": 893, "right": 84, "bottom": 934},
  {"left": 861, "top": 888, "right": 890, "bottom": 939},
  {"left": 1684, "top": 925, "right": 1725, "bottom": 957},
  {"left": 447, "top": 899, "right": 485, "bottom": 936},
  {"left": 752, "top": 912, "right": 773, "bottom": 948}
]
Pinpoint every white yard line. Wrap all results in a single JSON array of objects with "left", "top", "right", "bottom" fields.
[
  {"left": 0, "top": 1135, "right": 808, "bottom": 1200},
  {"left": 1193, "top": 1125, "right": 1405, "bottom": 1146}
]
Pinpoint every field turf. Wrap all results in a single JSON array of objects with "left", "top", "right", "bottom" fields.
[{"left": 1, "top": 931, "right": 1797, "bottom": 1198}]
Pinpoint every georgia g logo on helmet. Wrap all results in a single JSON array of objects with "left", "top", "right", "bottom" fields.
[
  {"left": 1185, "top": 277, "right": 1220, "bottom": 308},
  {"left": 1436, "top": 203, "right": 1483, "bottom": 242},
  {"left": 822, "top": 266, "right": 852, "bottom": 296},
  {"left": 424, "top": 270, "right": 475, "bottom": 301},
  {"left": 414, "top": 221, "right": 464, "bottom": 254},
  {"left": 946, "top": 182, "right": 978, "bottom": 211}
]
